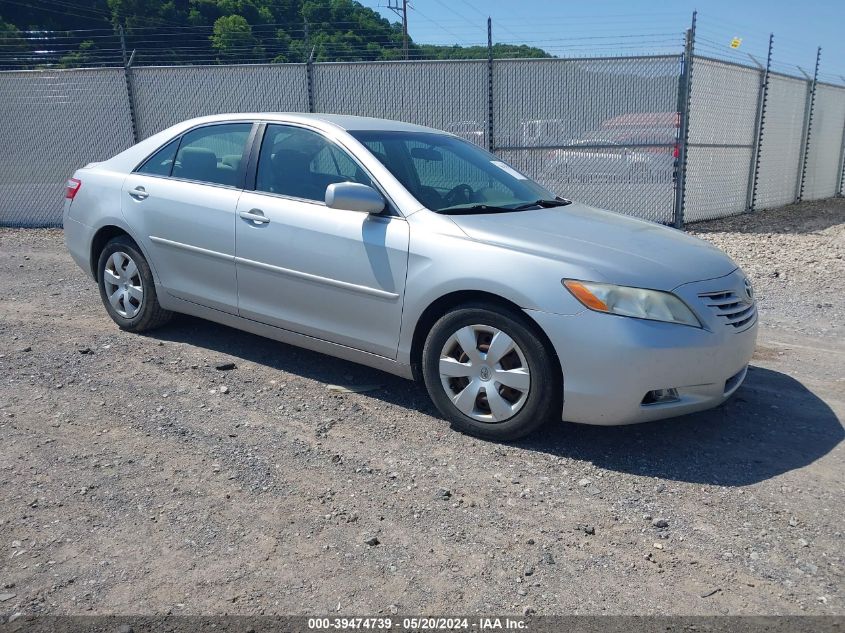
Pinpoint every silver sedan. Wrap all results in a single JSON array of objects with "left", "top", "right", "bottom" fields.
[{"left": 64, "top": 113, "right": 757, "bottom": 440}]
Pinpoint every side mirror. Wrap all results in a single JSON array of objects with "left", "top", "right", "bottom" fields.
[{"left": 325, "top": 182, "right": 385, "bottom": 214}]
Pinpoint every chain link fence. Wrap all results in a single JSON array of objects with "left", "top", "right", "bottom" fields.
[
  {"left": 313, "top": 60, "right": 488, "bottom": 145},
  {"left": 684, "top": 58, "right": 760, "bottom": 222},
  {"left": 132, "top": 64, "right": 309, "bottom": 140},
  {"left": 0, "top": 68, "right": 134, "bottom": 226},
  {"left": 1, "top": 54, "right": 844, "bottom": 228},
  {"left": 493, "top": 56, "right": 680, "bottom": 224},
  {"left": 754, "top": 73, "right": 809, "bottom": 209},
  {"left": 801, "top": 83, "right": 845, "bottom": 201}
]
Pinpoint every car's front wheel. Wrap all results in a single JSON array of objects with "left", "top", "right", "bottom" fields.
[
  {"left": 97, "top": 235, "right": 172, "bottom": 332},
  {"left": 422, "top": 303, "right": 560, "bottom": 441}
]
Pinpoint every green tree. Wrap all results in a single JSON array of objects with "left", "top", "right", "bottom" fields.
[
  {"left": 0, "top": 0, "right": 553, "bottom": 68},
  {"left": 211, "top": 14, "right": 264, "bottom": 61},
  {"left": 417, "top": 43, "right": 551, "bottom": 60},
  {"left": 2, "top": 2, "right": 111, "bottom": 31},
  {"left": 301, "top": 0, "right": 404, "bottom": 61},
  {"left": 271, "top": 27, "right": 307, "bottom": 63},
  {"left": 58, "top": 40, "right": 97, "bottom": 68},
  {"left": 0, "top": 18, "right": 30, "bottom": 68},
  {"left": 0, "top": 18, "right": 26, "bottom": 50},
  {"left": 108, "top": 0, "right": 189, "bottom": 31}
]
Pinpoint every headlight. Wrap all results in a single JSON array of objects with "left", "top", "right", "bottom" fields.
[{"left": 563, "top": 279, "right": 701, "bottom": 327}]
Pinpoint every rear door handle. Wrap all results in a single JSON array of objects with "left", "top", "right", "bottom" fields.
[
  {"left": 239, "top": 209, "right": 270, "bottom": 224},
  {"left": 128, "top": 186, "right": 149, "bottom": 200}
]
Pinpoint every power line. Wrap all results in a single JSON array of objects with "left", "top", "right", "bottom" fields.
[
  {"left": 402, "top": 6, "right": 468, "bottom": 45},
  {"left": 1, "top": 0, "right": 113, "bottom": 23},
  {"left": 1, "top": 8, "right": 840, "bottom": 78},
  {"left": 452, "top": 0, "right": 523, "bottom": 43}
]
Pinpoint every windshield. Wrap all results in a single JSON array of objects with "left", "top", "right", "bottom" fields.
[{"left": 350, "top": 130, "right": 559, "bottom": 213}]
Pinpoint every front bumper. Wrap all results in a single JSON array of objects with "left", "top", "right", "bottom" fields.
[{"left": 527, "top": 271, "right": 758, "bottom": 425}]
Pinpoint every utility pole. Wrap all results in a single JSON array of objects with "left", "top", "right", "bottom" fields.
[
  {"left": 388, "top": 0, "right": 409, "bottom": 60},
  {"left": 403, "top": 0, "right": 408, "bottom": 60}
]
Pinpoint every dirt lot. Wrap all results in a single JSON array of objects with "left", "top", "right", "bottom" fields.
[{"left": 1, "top": 200, "right": 843, "bottom": 618}]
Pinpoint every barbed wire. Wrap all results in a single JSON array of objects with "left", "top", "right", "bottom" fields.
[{"left": 0, "top": 9, "right": 842, "bottom": 83}]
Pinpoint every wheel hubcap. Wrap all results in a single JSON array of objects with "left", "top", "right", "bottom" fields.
[
  {"left": 439, "top": 324, "right": 531, "bottom": 423},
  {"left": 103, "top": 251, "right": 143, "bottom": 318}
]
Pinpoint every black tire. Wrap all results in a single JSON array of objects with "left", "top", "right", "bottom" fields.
[
  {"left": 421, "top": 302, "right": 561, "bottom": 441},
  {"left": 97, "top": 235, "right": 172, "bottom": 332}
]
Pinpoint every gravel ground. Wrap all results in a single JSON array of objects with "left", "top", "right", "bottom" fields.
[{"left": 0, "top": 200, "right": 843, "bottom": 618}]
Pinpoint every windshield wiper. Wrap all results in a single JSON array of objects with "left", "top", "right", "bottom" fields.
[
  {"left": 438, "top": 198, "right": 572, "bottom": 215},
  {"left": 512, "top": 197, "right": 573, "bottom": 210},
  {"left": 437, "top": 204, "right": 517, "bottom": 215}
]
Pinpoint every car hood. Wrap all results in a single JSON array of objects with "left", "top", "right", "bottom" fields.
[{"left": 446, "top": 202, "right": 738, "bottom": 291}]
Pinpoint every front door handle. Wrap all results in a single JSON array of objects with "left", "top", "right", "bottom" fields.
[
  {"left": 239, "top": 209, "right": 270, "bottom": 224},
  {"left": 128, "top": 186, "right": 149, "bottom": 200}
]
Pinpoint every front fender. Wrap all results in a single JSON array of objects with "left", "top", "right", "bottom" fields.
[{"left": 398, "top": 211, "right": 587, "bottom": 365}]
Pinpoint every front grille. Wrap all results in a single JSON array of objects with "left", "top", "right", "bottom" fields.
[{"left": 698, "top": 290, "right": 756, "bottom": 330}]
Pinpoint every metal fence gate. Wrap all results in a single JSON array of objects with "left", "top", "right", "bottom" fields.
[
  {"left": 1, "top": 54, "right": 844, "bottom": 228},
  {"left": 684, "top": 58, "right": 761, "bottom": 222}
]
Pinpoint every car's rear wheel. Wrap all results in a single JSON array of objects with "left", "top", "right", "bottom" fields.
[
  {"left": 97, "top": 235, "right": 172, "bottom": 332},
  {"left": 422, "top": 302, "right": 560, "bottom": 441}
]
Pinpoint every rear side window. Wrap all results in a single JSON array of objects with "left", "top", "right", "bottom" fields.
[
  {"left": 172, "top": 123, "right": 252, "bottom": 187},
  {"left": 137, "top": 138, "right": 179, "bottom": 176}
]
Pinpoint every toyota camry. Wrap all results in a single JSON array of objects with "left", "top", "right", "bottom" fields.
[{"left": 64, "top": 113, "right": 757, "bottom": 440}]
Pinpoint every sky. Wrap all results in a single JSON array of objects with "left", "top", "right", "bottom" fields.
[{"left": 359, "top": 0, "right": 845, "bottom": 81}]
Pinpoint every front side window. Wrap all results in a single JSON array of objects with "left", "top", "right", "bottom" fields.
[
  {"left": 255, "top": 124, "right": 373, "bottom": 202},
  {"left": 172, "top": 123, "right": 252, "bottom": 187},
  {"left": 350, "top": 130, "right": 557, "bottom": 213}
]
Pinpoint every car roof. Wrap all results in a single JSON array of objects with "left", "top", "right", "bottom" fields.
[
  {"left": 179, "top": 112, "right": 444, "bottom": 134},
  {"left": 103, "top": 112, "right": 457, "bottom": 176}
]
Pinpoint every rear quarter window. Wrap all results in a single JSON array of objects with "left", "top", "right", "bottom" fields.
[{"left": 136, "top": 138, "right": 179, "bottom": 176}]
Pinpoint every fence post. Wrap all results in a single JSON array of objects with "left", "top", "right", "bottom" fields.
[
  {"left": 306, "top": 47, "right": 316, "bottom": 113},
  {"left": 673, "top": 11, "right": 696, "bottom": 229},
  {"left": 746, "top": 33, "right": 773, "bottom": 212},
  {"left": 119, "top": 25, "right": 139, "bottom": 143},
  {"left": 836, "top": 97, "right": 845, "bottom": 197},
  {"left": 486, "top": 17, "right": 494, "bottom": 152},
  {"left": 797, "top": 47, "right": 821, "bottom": 202}
]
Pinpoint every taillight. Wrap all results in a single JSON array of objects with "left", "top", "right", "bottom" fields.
[
  {"left": 672, "top": 144, "right": 679, "bottom": 159},
  {"left": 65, "top": 178, "right": 81, "bottom": 200}
]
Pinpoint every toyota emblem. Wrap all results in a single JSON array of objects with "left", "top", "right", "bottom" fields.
[{"left": 744, "top": 277, "right": 754, "bottom": 302}]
